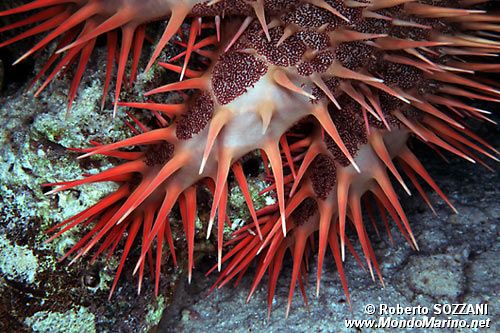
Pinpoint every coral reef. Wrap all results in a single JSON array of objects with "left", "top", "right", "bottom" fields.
[{"left": 0, "top": 0, "right": 499, "bottom": 330}]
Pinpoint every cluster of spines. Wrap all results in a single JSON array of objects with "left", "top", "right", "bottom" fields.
[{"left": 1, "top": 0, "right": 499, "bottom": 317}]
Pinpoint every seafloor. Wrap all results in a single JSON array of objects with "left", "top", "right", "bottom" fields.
[{"left": 0, "top": 25, "right": 498, "bottom": 333}]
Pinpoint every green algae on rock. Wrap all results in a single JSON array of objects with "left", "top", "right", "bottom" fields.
[
  {"left": 25, "top": 307, "right": 96, "bottom": 333},
  {"left": 0, "top": 234, "right": 38, "bottom": 284}
]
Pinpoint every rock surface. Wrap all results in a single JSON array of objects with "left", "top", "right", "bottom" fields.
[{"left": 0, "top": 41, "right": 172, "bottom": 333}]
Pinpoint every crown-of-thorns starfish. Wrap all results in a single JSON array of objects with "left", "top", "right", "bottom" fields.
[{"left": 1, "top": 0, "right": 499, "bottom": 317}]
